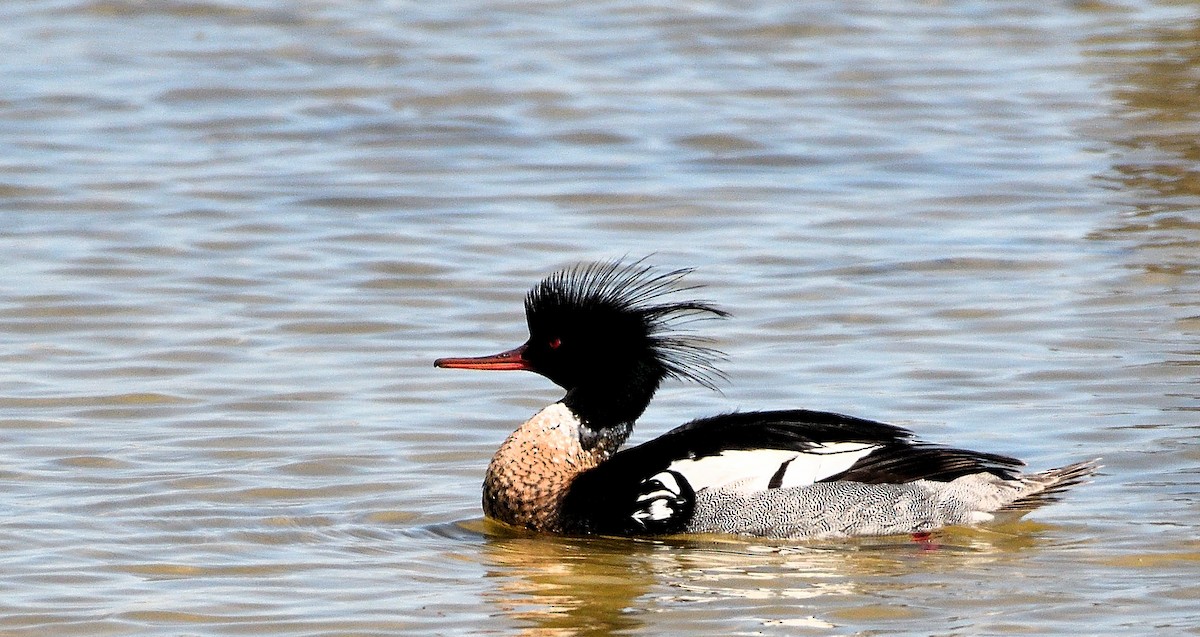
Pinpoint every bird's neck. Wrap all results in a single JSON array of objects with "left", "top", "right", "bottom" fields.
[
  {"left": 482, "top": 402, "right": 632, "bottom": 532},
  {"left": 561, "top": 362, "right": 663, "bottom": 431}
]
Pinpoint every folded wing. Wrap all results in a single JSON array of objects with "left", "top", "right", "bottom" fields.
[{"left": 559, "top": 410, "right": 1024, "bottom": 535}]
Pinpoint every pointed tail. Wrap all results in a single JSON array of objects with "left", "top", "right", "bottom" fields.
[{"left": 1002, "top": 458, "right": 1102, "bottom": 511}]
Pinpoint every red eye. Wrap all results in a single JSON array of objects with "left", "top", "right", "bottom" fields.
[{"left": 548, "top": 337, "right": 561, "bottom": 350}]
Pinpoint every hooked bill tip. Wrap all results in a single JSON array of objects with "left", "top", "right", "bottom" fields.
[{"left": 434, "top": 345, "right": 531, "bottom": 371}]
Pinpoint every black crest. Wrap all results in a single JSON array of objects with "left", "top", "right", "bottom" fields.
[{"left": 523, "top": 259, "right": 730, "bottom": 393}]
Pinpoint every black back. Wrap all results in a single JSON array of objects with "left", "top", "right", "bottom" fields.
[{"left": 559, "top": 409, "right": 1024, "bottom": 535}]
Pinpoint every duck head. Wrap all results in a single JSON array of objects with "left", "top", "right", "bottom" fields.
[{"left": 436, "top": 260, "right": 729, "bottom": 430}]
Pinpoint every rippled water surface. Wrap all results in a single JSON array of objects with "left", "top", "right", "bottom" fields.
[{"left": 3, "top": 1, "right": 1200, "bottom": 635}]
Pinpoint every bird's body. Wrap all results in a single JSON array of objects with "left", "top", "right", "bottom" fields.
[{"left": 436, "top": 260, "right": 1097, "bottom": 539}]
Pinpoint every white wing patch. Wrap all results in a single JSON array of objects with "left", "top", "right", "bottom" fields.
[
  {"left": 631, "top": 497, "right": 677, "bottom": 524},
  {"left": 666, "top": 443, "right": 879, "bottom": 494}
]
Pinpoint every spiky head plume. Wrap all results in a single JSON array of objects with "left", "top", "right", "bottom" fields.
[{"left": 520, "top": 259, "right": 730, "bottom": 397}]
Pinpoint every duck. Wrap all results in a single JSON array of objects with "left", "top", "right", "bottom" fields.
[{"left": 435, "top": 259, "right": 1098, "bottom": 539}]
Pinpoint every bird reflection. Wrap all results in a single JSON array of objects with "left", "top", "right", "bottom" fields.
[
  {"left": 473, "top": 518, "right": 1051, "bottom": 636},
  {"left": 476, "top": 520, "right": 654, "bottom": 636}
]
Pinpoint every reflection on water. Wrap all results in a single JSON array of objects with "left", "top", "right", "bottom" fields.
[
  {"left": 479, "top": 522, "right": 654, "bottom": 636},
  {"left": 1090, "top": 15, "right": 1200, "bottom": 219},
  {"left": 1079, "top": 4, "right": 1200, "bottom": 491},
  {"left": 1086, "top": 10, "right": 1200, "bottom": 290},
  {"left": 476, "top": 520, "right": 1062, "bottom": 636}
]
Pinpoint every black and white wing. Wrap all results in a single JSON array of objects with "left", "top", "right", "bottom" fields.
[{"left": 558, "top": 409, "right": 1024, "bottom": 535}]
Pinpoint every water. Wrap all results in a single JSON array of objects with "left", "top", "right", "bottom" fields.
[{"left": 2, "top": 0, "right": 1199, "bottom": 634}]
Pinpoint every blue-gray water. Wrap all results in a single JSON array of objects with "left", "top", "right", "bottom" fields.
[{"left": 2, "top": 1, "right": 1199, "bottom": 635}]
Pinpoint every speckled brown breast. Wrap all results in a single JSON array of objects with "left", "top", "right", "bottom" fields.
[{"left": 482, "top": 403, "right": 607, "bottom": 532}]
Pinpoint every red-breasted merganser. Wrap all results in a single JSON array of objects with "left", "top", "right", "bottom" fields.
[{"left": 435, "top": 260, "right": 1098, "bottom": 539}]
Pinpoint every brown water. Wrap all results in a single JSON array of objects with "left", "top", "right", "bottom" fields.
[{"left": 2, "top": 1, "right": 1199, "bottom": 635}]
